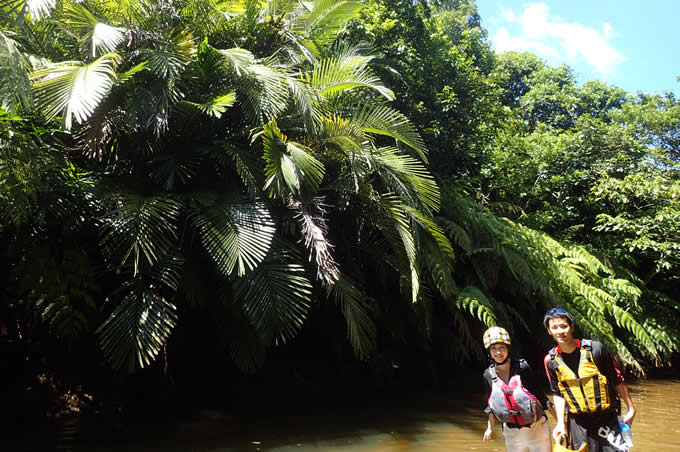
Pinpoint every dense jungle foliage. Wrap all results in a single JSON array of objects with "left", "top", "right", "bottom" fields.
[{"left": 1, "top": 0, "right": 679, "bottom": 425}]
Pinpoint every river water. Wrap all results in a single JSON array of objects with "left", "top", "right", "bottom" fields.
[{"left": 29, "top": 379, "right": 680, "bottom": 451}]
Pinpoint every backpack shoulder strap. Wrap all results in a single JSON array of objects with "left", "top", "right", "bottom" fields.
[{"left": 488, "top": 365, "right": 498, "bottom": 381}]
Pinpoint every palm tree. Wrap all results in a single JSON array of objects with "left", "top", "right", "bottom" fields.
[{"left": 1, "top": 0, "right": 455, "bottom": 373}]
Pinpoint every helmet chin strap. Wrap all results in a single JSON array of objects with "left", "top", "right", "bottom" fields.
[{"left": 494, "top": 356, "right": 510, "bottom": 366}]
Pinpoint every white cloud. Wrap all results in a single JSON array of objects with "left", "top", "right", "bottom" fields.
[
  {"left": 500, "top": 8, "right": 516, "bottom": 23},
  {"left": 494, "top": 28, "right": 561, "bottom": 60},
  {"left": 490, "top": 3, "right": 626, "bottom": 74}
]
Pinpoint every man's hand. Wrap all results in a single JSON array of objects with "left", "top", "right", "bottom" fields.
[
  {"left": 483, "top": 427, "right": 493, "bottom": 442},
  {"left": 552, "top": 423, "right": 566, "bottom": 442},
  {"left": 622, "top": 406, "right": 637, "bottom": 426}
]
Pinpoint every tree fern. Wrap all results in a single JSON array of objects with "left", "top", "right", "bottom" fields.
[{"left": 454, "top": 285, "right": 496, "bottom": 326}]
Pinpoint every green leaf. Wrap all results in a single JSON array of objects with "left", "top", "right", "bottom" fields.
[
  {"left": 327, "top": 275, "right": 377, "bottom": 360},
  {"left": 97, "top": 286, "right": 178, "bottom": 372},
  {"left": 262, "top": 121, "right": 325, "bottom": 197},
  {"left": 100, "top": 194, "right": 182, "bottom": 276},
  {"left": 185, "top": 91, "right": 236, "bottom": 118},
  {"left": 373, "top": 147, "right": 440, "bottom": 212},
  {"left": 144, "top": 29, "right": 196, "bottom": 79},
  {"left": 355, "top": 103, "right": 428, "bottom": 163},
  {"left": 216, "top": 47, "right": 255, "bottom": 75},
  {"left": 192, "top": 198, "right": 276, "bottom": 277},
  {"left": 308, "top": 56, "right": 394, "bottom": 100},
  {"left": 232, "top": 243, "right": 313, "bottom": 345},
  {"left": 31, "top": 52, "right": 121, "bottom": 130},
  {"left": 455, "top": 285, "right": 496, "bottom": 326}
]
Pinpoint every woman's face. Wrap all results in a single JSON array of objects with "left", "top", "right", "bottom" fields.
[{"left": 489, "top": 343, "right": 509, "bottom": 364}]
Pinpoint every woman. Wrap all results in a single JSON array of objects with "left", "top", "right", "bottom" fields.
[{"left": 482, "top": 326, "right": 553, "bottom": 452}]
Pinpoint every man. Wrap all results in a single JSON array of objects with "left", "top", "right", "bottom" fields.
[{"left": 543, "top": 308, "right": 636, "bottom": 451}]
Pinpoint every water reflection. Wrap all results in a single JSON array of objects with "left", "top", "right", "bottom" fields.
[{"left": 40, "top": 379, "right": 680, "bottom": 451}]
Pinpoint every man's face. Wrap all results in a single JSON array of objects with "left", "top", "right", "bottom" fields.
[
  {"left": 489, "top": 343, "right": 509, "bottom": 364},
  {"left": 547, "top": 317, "right": 575, "bottom": 345}
]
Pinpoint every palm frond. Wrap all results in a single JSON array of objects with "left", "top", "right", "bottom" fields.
[
  {"left": 297, "top": 0, "right": 363, "bottom": 54},
  {"left": 99, "top": 193, "right": 182, "bottom": 275},
  {"left": 216, "top": 47, "right": 255, "bottom": 76},
  {"left": 31, "top": 52, "right": 121, "bottom": 130},
  {"left": 241, "top": 63, "right": 292, "bottom": 124},
  {"left": 262, "top": 120, "right": 325, "bottom": 197},
  {"left": 362, "top": 191, "right": 419, "bottom": 302},
  {"left": 354, "top": 103, "right": 428, "bottom": 162},
  {"left": 191, "top": 197, "right": 276, "bottom": 277},
  {"left": 372, "top": 147, "right": 440, "bottom": 212},
  {"left": 232, "top": 243, "right": 314, "bottom": 345},
  {"left": 35, "top": 295, "right": 91, "bottom": 338},
  {"left": 0, "top": 31, "right": 32, "bottom": 113},
  {"left": 327, "top": 275, "right": 377, "bottom": 360},
  {"left": 178, "top": 0, "right": 228, "bottom": 36},
  {"left": 182, "top": 91, "right": 236, "bottom": 118},
  {"left": 287, "top": 196, "right": 340, "bottom": 284},
  {"left": 62, "top": 2, "right": 126, "bottom": 57},
  {"left": 145, "top": 252, "right": 185, "bottom": 292},
  {"left": 219, "top": 141, "right": 264, "bottom": 192},
  {"left": 317, "top": 114, "right": 367, "bottom": 153},
  {"left": 417, "top": 229, "right": 457, "bottom": 299},
  {"left": 97, "top": 285, "right": 178, "bottom": 372},
  {"left": 7, "top": 0, "right": 57, "bottom": 21},
  {"left": 150, "top": 149, "right": 203, "bottom": 190},
  {"left": 143, "top": 29, "right": 196, "bottom": 79},
  {"left": 307, "top": 55, "right": 394, "bottom": 100}
]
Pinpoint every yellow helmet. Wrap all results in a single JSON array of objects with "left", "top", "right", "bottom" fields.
[{"left": 483, "top": 326, "right": 511, "bottom": 349}]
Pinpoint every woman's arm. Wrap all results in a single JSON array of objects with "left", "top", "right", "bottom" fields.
[
  {"left": 519, "top": 360, "right": 553, "bottom": 415},
  {"left": 483, "top": 412, "right": 495, "bottom": 442}
]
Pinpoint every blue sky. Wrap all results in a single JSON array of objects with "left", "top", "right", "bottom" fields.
[{"left": 475, "top": 0, "right": 680, "bottom": 95}]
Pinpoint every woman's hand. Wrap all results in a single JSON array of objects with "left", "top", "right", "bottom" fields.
[{"left": 483, "top": 427, "right": 493, "bottom": 442}]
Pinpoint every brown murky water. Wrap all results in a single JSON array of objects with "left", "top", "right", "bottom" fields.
[
  {"left": 260, "top": 380, "right": 680, "bottom": 451},
  {"left": 55, "top": 379, "right": 680, "bottom": 450}
]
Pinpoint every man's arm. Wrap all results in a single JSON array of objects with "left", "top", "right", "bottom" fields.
[
  {"left": 616, "top": 382, "right": 637, "bottom": 425},
  {"left": 592, "top": 341, "right": 636, "bottom": 423},
  {"left": 552, "top": 394, "right": 567, "bottom": 441},
  {"left": 543, "top": 354, "right": 563, "bottom": 434}
]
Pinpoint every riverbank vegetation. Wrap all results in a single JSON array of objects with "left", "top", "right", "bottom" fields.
[{"left": 2, "top": 0, "right": 679, "bottom": 426}]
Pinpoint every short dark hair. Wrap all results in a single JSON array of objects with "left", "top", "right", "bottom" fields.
[{"left": 543, "top": 307, "right": 575, "bottom": 328}]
